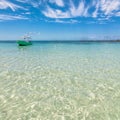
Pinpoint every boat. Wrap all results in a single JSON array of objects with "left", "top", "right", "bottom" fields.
[
  {"left": 17, "top": 35, "right": 32, "bottom": 46},
  {"left": 17, "top": 40, "right": 32, "bottom": 46}
]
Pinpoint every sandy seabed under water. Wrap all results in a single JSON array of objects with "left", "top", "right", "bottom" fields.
[{"left": 0, "top": 42, "right": 120, "bottom": 120}]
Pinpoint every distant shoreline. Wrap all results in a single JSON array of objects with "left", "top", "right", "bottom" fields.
[{"left": 0, "top": 40, "right": 120, "bottom": 43}]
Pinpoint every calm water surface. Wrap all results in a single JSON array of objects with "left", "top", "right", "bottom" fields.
[{"left": 0, "top": 41, "right": 120, "bottom": 120}]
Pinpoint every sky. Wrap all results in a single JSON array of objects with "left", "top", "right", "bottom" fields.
[{"left": 0, "top": 0, "right": 120, "bottom": 40}]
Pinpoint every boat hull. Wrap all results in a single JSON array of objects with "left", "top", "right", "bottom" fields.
[{"left": 17, "top": 40, "right": 32, "bottom": 46}]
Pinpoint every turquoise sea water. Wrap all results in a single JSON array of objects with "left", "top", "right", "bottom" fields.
[{"left": 0, "top": 41, "right": 120, "bottom": 120}]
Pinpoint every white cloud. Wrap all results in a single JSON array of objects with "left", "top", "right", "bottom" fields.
[
  {"left": 0, "top": 0, "right": 120, "bottom": 23},
  {"left": 44, "top": 18, "right": 81, "bottom": 24},
  {"left": 42, "top": 6, "right": 70, "bottom": 18},
  {"left": 92, "top": 1, "right": 100, "bottom": 18},
  {"left": 0, "top": 14, "right": 28, "bottom": 21},
  {"left": 116, "top": 12, "right": 120, "bottom": 16},
  {"left": 42, "top": 0, "right": 89, "bottom": 18},
  {"left": 16, "top": 0, "right": 41, "bottom": 8},
  {"left": 49, "top": 0, "right": 64, "bottom": 7},
  {"left": 55, "top": 19, "right": 80, "bottom": 23},
  {"left": 0, "top": 0, "right": 24, "bottom": 11},
  {"left": 25, "top": 12, "right": 31, "bottom": 15},
  {"left": 69, "top": 0, "right": 88, "bottom": 17},
  {"left": 92, "top": 0, "right": 120, "bottom": 18},
  {"left": 16, "top": 0, "right": 28, "bottom": 3},
  {"left": 100, "top": 0, "right": 120, "bottom": 15}
]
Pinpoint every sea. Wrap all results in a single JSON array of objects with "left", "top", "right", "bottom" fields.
[{"left": 0, "top": 41, "right": 120, "bottom": 120}]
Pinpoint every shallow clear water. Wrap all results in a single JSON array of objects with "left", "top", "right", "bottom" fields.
[{"left": 0, "top": 41, "right": 120, "bottom": 120}]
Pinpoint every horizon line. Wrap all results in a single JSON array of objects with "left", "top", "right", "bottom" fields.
[{"left": 0, "top": 40, "right": 120, "bottom": 42}]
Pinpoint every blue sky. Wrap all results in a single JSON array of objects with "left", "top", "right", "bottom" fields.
[{"left": 0, "top": 0, "right": 120, "bottom": 40}]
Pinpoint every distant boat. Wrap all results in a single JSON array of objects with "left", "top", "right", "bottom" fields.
[{"left": 17, "top": 35, "right": 32, "bottom": 46}]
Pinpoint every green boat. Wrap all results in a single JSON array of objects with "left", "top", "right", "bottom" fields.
[
  {"left": 17, "top": 40, "right": 32, "bottom": 46},
  {"left": 17, "top": 35, "right": 32, "bottom": 46}
]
